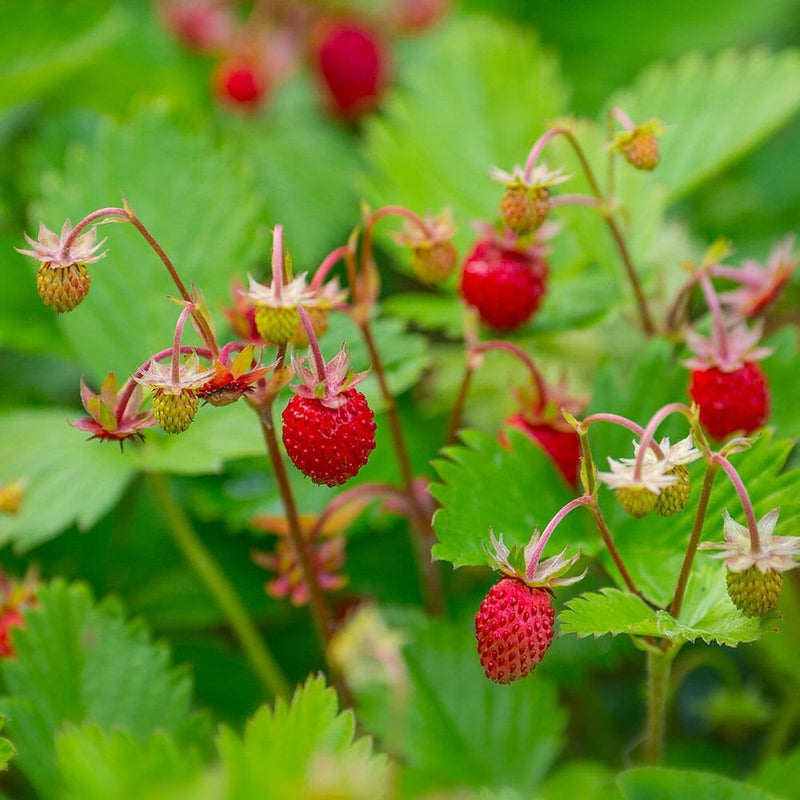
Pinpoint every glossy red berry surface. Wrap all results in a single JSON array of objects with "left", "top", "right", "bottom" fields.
[
  {"left": 214, "top": 61, "right": 268, "bottom": 108},
  {"left": 282, "top": 388, "right": 376, "bottom": 486},
  {"left": 689, "top": 362, "right": 769, "bottom": 441},
  {"left": 314, "top": 20, "right": 387, "bottom": 119},
  {"left": 506, "top": 414, "right": 580, "bottom": 487},
  {"left": 475, "top": 577, "right": 555, "bottom": 684},
  {"left": 460, "top": 239, "right": 548, "bottom": 330}
]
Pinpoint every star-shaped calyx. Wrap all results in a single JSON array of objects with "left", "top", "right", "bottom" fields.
[
  {"left": 485, "top": 528, "right": 585, "bottom": 589},
  {"left": 290, "top": 345, "right": 368, "bottom": 409}
]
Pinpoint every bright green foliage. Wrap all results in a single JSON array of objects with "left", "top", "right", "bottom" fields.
[
  {"left": 56, "top": 726, "right": 215, "bottom": 800},
  {"left": 362, "top": 15, "right": 568, "bottom": 252},
  {"left": 0, "top": 409, "right": 136, "bottom": 549},
  {"left": 431, "top": 428, "right": 592, "bottom": 568},
  {"left": 217, "top": 674, "right": 389, "bottom": 799},
  {"left": 27, "top": 106, "right": 264, "bottom": 382},
  {"left": 607, "top": 48, "right": 800, "bottom": 202},
  {"left": 0, "top": 718, "right": 14, "bottom": 773},
  {"left": 616, "top": 767, "right": 784, "bottom": 800},
  {"left": 560, "top": 589, "right": 660, "bottom": 639},
  {"left": 751, "top": 746, "right": 800, "bottom": 799},
  {"left": 0, "top": 581, "right": 204, "bottom": 800},
  {"left": 540, "top": 761, "right": 623, "bottom": 800},
  {"left": 354, "top": 616, "right": 566, "bottom": 795}
]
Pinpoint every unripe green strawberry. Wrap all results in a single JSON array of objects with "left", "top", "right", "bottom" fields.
[
  {"left": 410, "top": 240, "right": 458, "bottom": 285},
  {"left": 726, "top": 566, "right": 782, "bottom": 617},
  {"left": 621, "top": 129, "right": 660, "bottom": 171},
  {"left": 255, "top": 305, "right": 300, "bottom": 345},
  {"left": 616, "top": 486, "right": 657, "bottom": 518},
  {"left": 152, "top": 389, "right": 199, "bottom": 434},
  {"left": 500, "top": 184, "right": 549, "bottom": 235},
  {"left": 654, "top": 465, "right": 690, "bottom": 516},
  {"left": 36, "top": 262, "right": 91, "bottom": 312}
]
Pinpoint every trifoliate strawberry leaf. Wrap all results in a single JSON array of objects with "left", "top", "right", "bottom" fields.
[
  {"left": 431, "top": 428, "right": 593, "bottom": 569},
  {"left": 0, "top": 409, "right": 136, "bottom": 550},
  {"left": 55, "top": 726, "right": 215, "bottom": 800},
  {"left": 559, "top": 589, "right": 660, "bottom": 639},
  {"left": 617, "top": 767, "right": 784, "bottom": 800},
  {"left": 217, "top": 674, "right": 388, "bottom": 799},
  {"left": 355, "top": 615, "right": 565, "bottom": 794},
  {"left": 0, "top": 581, "right": 205, "bottom": 800},
  {"left": 361, "top": 14, "right": 568, "bottom": 254},
  {"left": 606, "top": 48, "right": 800, "bottom": 202},
  {"left": 29, "top": 104, "right": 264, "bottom": 383},
  {"left": 0, "top": 0, "right": 128, "bottom": 107}
]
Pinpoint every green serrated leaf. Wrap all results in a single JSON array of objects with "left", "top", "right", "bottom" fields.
[
  {"left": 431, "top": 428, "right": 591, "bottom": 569},
  {"left": 559, "top": 589, "right": 660, "bottom": 639},
  {"left": 0, "top": 581, "right": 204, "bottom": 800},
  {"left": 540, "top": 761, "right": 623, "bottom": 800},
  {"left": 355, "top": 615, "right": 565, "bottom": 794},
  {"left": 0, "top": 409, "right": 136, "bottom": 551},
  {"left": 56, "top": 726, "right": 213, "bottom": 800},
  {"left": 617, "top": 766, "right": 784, "bottom": 800},
  {"left": 606, "top": 48, "right": 800, "bottom": 202},
  {"left": 29, "top": 105, "right": 264, "bottom": 383},
  {"left": 362, "top": 14, "right": 568, "bottom": 254},
  {"left": 217, "top": 674, "right": 388, "bottom": 799}
]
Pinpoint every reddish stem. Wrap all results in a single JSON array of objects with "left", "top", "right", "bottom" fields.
[
  {"left": 711, "top": 453, "right": 761, "bottom": 553},
  {"left": 633, "top": 403, "right": 692, "bottom": 481},
  {"left": 527, "top": 495, "right": 592, "bottom": 581},
  {"left": 297, "top": 306, "right": 327, "bottom": 383},
  {"left": 471, "top": 340, "right": 547, "bottom": 411},
  {"left": 698, "top": 271, "right": 730, "bottom": 363},
  {"left": 312, "top": 245, "right": 354, "bottom": 290},
  {"left": 169, "top": 305, "right": 195, "bottom": 384}
]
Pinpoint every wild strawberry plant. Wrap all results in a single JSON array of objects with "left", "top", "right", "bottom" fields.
[{"left": 3, "top": 4, "right": 800, "bottom": 799}]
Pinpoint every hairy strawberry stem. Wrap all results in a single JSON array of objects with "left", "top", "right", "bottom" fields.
[
  {"left": 669, "top": 462, "right": 719, "bottom": 618},
  {"left": 146, "top": 471, "right": 290, "bottom": 699},
  {"left": 524, "top": 127, "right": 656, "bottom": 335}
]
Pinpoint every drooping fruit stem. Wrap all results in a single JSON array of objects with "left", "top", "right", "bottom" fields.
[
  {"left": 698, "top": 272, "right": 730, "bottom": 363},
  {"left": 272, "top": 224, "right": 285, "bottom": 301},
  {"left": 311, "top": 244, "right": 354, "bottom": 290},
  {"left": 523, "top": 127, "right": 656, "bottom": 335},
  {"left": 669, "top": 462, "right": 719, "bottom": 618},
  {"left": 146, "top": 471, "right": 290, "bottom": 700},
  {"left": 526, "top": 495, "right": 593, "bottom": 581},
  {"left": 169, "top": 304, "right": 195, "bottom": 385},
  {"left": 297, "top": 306, "right": 327, "bottom": 384},
  {"left": 471, "top": 340, "right": 548, "bottom": 412},
  {"left": 711, "top": 453, "right": 761, "bottom": 553},
  {"left": 632, "top": 403, "right": 692, "bottom": 481}
]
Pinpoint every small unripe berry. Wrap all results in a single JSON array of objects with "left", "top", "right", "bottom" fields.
[
  {"left": 621, "top": 129, "right": 660, "bottom": 171},
  {"left": 615, "top": 486, "right": 657, "bottom": 518},
  {"left": 726, "top": 566, "right": 782, "bottom": 617},
  {"left": 654, "top": 465, "right": 691, "bottom": 516},
  {"left": 500, "top": 184, "right": 549, "bottom": 236},
  {"left": 37, "top": 263, "right": 91, "bottom": 312},
  {"left": 255, "top": 305, "right": 300, "bottom": 345},
  {"left": 152, "top": 389, "right": 199, "bottom": 434},
  {"left": 410, "top": 240, "right": 458, "bottom": 285}
]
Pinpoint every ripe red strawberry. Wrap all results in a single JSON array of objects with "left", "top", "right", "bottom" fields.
[
  {"left": 505, "top": 414, "right": 580, "bottom": 487},
  {"left": 213, "top": 59, "right": 269, "bottom": 109},
  {"left": 689, "top": 362, "right": 769, "bottom": 441},
  {"left": 460, "top": 238, "right": 548, "bottom": 330},
  {"left": 475, "top": 529, "right": 584, "bottom": 684},
  {"left": 282, "top": 348, "right": 376, "bottom": 486},
  {"left": 475, "top": 577, "right": 554, "bottom": 684},
  {"left": 313, "top": 19, "right": 388, "bottom": 120}
]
